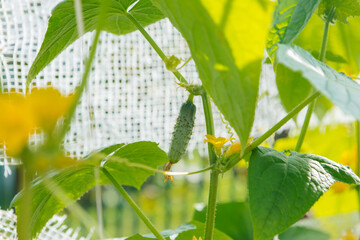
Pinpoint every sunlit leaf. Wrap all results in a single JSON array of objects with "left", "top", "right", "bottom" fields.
[
  {"left": 249, "top": 147, "right": 360, "bottom": 240},
  {"left": 267, "top": 0, "right": 320, "bottom": 60},
  {"left": 151, "top": 0, "right": 274, "bottom": 148},
  {"left": 276, "top": 44, "right": 360, "bottom": 120},
  {"left": 13, "top": 141, "right": 167, "bottom": 239},
  {"left": 27, "top": 0, "right": 164, "bottom": 85},
  {"left": 295, "top": 14, "right": 360, "bottom": 75}
]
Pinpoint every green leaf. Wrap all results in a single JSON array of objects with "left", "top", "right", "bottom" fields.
[
  {"left": 248, "top": 147, "right": 360, "bottom": 240},
  {"left": 313, "top": 95, "right": 333, "bottom": 121},
  {"left": 318, "top": 0, "right": 360, "bottom": 24},
  {"left": 267, "top": 0, "right": 320, "bottom": 60},
  {"left": 279, "top": 226, "right": 330, "bottom": 240},
  {"left": 124, "top": 221, "right": 232, "bottom": 240},
  {"left": 276, "top": 44, "right": 360, "bottom": 120},
  {"left": 275, "top": 64, "right": 312, "bottom": 117},
  {"left": 193, "top": 202, "right": 253, "bottom": 240},
  {"left": 151, "top": 0, "right": 274, "bottom": 148},
  {"left": 13, "top": 141, "right": 167, "bottom": 239},
  {"left": 27, "top": 0, "right": 164, "bottom": 85}
]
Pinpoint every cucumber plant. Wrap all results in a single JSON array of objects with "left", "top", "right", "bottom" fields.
[{"left": 4, "top": 0, "right": 360, "bottom": 239}]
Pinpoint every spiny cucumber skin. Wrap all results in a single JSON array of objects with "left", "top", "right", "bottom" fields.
[{"left": 168, "top": 101, "right": 196, "bottom": 164}]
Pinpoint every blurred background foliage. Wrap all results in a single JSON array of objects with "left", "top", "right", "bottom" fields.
[{"left": 1, "top": 123, "right": 358, "bottom": 239}]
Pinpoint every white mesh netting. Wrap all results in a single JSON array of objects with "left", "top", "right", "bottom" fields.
[
  {"left": 0, "top": 209, "right": 92, "bottom": 239},
  {"left": 0, "top": 0, "right": 290, "bottom": 171}
]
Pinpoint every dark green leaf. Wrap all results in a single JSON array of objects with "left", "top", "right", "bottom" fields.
[
  {"left": 13, "top": 141, "right": 167, "bottom": 239},
  {"left": 249, "top": 147, "right": 360, "bottom": 240},
  {"left": 124, "top": 221, "right": 232, "bottom": 240},
  {"left": 193, "top": 202, "right": 253, "bottom": 240},
  {"left": 151, "top": 0, "right": 274, "bottom": 147},
  {"left": 276, "top": 44, "right": 360, "bottom": 120},
  {"left": 267, "top": 0, "right": 320, "bottom": 60},
  {"left": 279, "top": 226, "right": 330, "bottom": 240},
  {"left": 27, "top": 0, "right": 164, "bottom": 85},
  {"left": 318, "top": 0, "right": 360, "bottom": 24}
]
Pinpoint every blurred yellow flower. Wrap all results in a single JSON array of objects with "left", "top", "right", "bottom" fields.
[
  {"left": 192, "top": 237, "right": 202, "bottom": 240},
  {"left": 35, "top": 153, "right": 77, "bottom": 173},
  {"left": 0, "top": 93, "right": 36, "bottom": 157},
  {"left": 204, "top": 134, "right": 234, "bottom": 155},
  {"left": 27, "top": 87, "right": 74, "bottom": 132},
  {"left": 342, "top": 230, "right": 356, "bottom": 240}
]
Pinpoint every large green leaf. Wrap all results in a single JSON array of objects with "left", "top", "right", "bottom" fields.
[
  {"left": 279, "top": 226, "right": 330, "bottom": 240},
  {"left": 267, "top": 0, "right": 320, "bottom": 60},
  {"left": 248, "top": 147, "right": 360, "bottom": 240},
  {"left": 276, "top": 44, "right": 360, "bottom": 120},
  {"left": 193, "top": 202, "right": 253, "bottom": 240},
  {"left": 13, "top": 141, "right": 167, "bottom": 239},
  {"left": 151, "top": 0, "right": 274, "bottom": 147},
  {"left": 27, "top": 0, "right": 164, "bottom": 85},
  {"left": 125, "top": 221, "right": 232, "bottom": 240}
]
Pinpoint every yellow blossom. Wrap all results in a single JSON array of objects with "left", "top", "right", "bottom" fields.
[
  {"left": 27, "top": 87, "right": 74, "bottom": 132},
  {"left": 204, "top": 134, "right": 234, "bottom": 154},
  {"left": 0, "top": 93, "right": 36, "bottom": 157},
  {"left": 192, "top": 237, "right": 202, "bottom": 240},
  {"left": 331, "top": 182, "right": 350, "bottom": 194}
]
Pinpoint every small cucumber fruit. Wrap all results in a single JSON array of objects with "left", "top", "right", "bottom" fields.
[{"left": 167, "top": 97, "right": 196, "bottom": 168}]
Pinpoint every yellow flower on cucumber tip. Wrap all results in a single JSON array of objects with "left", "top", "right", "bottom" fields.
[
  {"left": 204, "top": 134, "right": 234, "bottom": 154},
  {"left": 226, "top": 137, "right": 254, "bottom": 157}
]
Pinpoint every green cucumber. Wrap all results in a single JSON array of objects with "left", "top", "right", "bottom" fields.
[{"left": 167, "top": 98, "right": 196, "bottom": 165}]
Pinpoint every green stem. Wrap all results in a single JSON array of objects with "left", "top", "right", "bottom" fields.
[
  {"left": 240, "top": 91, "right": 321, "bottom": 159},
  {"left": 201, "top": 92, "right": 219, "bottom": 240},
  {"left": 319, "top": 18, "right": 330, "bottom": 62},
  {"left": 294, "top": 13, "right": 331, "bottom": 152},
  {"left": 54, "top": 27, "right": 101, "bottom": 144},
  {"left": 19, "top": 168, "right": 33, "bottom": 240},
  {"left": 356, "top": 121, "right": 360, "bottom": 217},
  {"left": 126, "top": 13, "right": 188, "bottom": 84},
  {"left": 101, "top": 167, "right": 165, "bottom": 240},
  {"left": 294, "top": 100, "right": 316, "bottom": 152}
]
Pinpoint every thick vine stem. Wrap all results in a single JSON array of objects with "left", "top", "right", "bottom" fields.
[
  {"left": 101, "top": 167, "right": 166, "bottom": 240},
  {"left": 126, "top": 13, "right": 188, "bottom": 84},
  {"left": 201, "top": 92, "right": 219, "bottom": 240}
]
